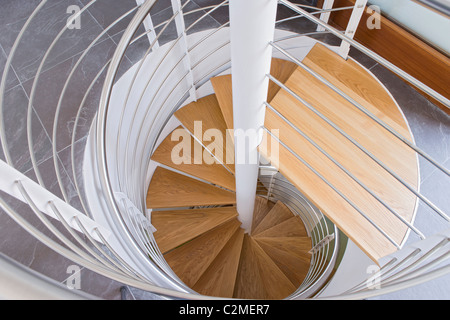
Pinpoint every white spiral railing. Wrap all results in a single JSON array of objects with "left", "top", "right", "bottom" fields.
[{"left": 0, "top": 0, "right": 448, "bottom": 300}]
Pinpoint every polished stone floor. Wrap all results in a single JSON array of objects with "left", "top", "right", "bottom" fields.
[{"left": 0, "top": 0, "right": 448, "bottom": 300}]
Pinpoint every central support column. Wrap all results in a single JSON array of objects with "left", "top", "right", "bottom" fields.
[{"left": 229, "top": 0, "right": 277, "bottom": 233}]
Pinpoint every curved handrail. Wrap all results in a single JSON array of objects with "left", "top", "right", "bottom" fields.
[{"left": 0, "top": 0, "right": 447, "bottom": 300}]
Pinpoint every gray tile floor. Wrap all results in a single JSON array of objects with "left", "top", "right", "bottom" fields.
[{"left": 0, "top": 0, "right": 448, "bottom": 300}]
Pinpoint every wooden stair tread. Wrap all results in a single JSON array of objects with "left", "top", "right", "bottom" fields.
[
  {"left": 233, "top": 234, "right": 296, "bottom": 299},
  {"left": 147, "top": 167, "right": 236, "bottom": 208},
  {"left": 192, "top": 228, "right": 245, "bottom": 298},
  {"left": 254, "top": 216, "right": 308, "bottom": 239},
  {"left": 152, "top": 207, "right": 238, "bottom": 254},
  {"left": 260, "top": 110, "right": 416, "bottom": 262},
  {"left": 174, "top": 94, "right": 235, "bottom": 174},
  {"left": 211, "top": 75, "right": 234, "bottom": 132},
  {"left": 303, "top": 43, "right": 412, "bottom": 138},
  {"left": 251, "top": 201, "right": 294, "bottom": 236},
  {"left": 164, "top": 219, "right": 241, "bottom": 288},
  {"left": 255, "top": 236, "right": 311, "bottom": 287},
  {"left": 209, "top": 58, "right": 298, "bottom": 133},
  {"left": 251, "top": 196, "right": 275, "bottom": 234},
  {"left": 151, "top": 126, "right": 236, "bottom": 191}
]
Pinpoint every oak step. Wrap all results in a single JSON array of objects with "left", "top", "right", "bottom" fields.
[
  {"left": 152, "top": 207, "right": 239, "bottom": 254},
  {"left": 255, "top": 236, "right": 311, "bottom": 288},
  {"left": 174, "top": 94, "right": 235, "bottom": 174},
  {"left": 254, "top": 216, "right": 308, "bottom": 239},
  {"left": 251, "top": 196, "right": 275, "bottom": 234},
  {"left": 151, "top": 126, "right": 236, "bottom": 191},
  {"left": 233, "top": 234, "right": 296, "bottom": 300},
  {"left": 147, "top": 167, "right": 236, "bottom": 209},
  {"left": 260, "top": 43, "right": 419, "bottom": 262},
  {"left": 210, "top": 75, "right": 234, "bottom": 133},
  {"left": 164, "top": 219, "right": 241, "bottom": 288},
  {"left": 192, "top": 228, "right": 245, "bottom": 298},
  {"left": 209, "top": 58, "right": 297, "bottom": 133},
  {"left": 251, "top": 201, "right": 294, "bottom": 236}
]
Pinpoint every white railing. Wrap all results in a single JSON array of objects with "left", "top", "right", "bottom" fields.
[{"left": 0, "top": 0, "right": 448, "bottom": 300}]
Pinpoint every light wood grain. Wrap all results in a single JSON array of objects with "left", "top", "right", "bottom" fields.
[
  {"left": 303, "top": 43, "right": 412, "bottom": 139},
  {"left": 233, "top": 234, "right": 266, "bottom": 299},
  {"left": 268, "top": 58, "right": 298, "bottom": 102},
  {"left": 233, "top": 234, "right": 296, "bottom": 299},
  {"left": 254, "top": 217, "right": 308, "bottom": 239},
  {"left": 151, "top": 126, "right": 236, "bottom": 191},
  {"left": 255, "top": 236, "right": 311, "bottom": 287},
  {"left": 210, "top": 58, "right": 298, "bottom": 133},
  {"left": 251, "top": 196, "right": 275, "bottom": 234},
  {"left": 251, "top": 201, "right": 294, "bottom": 236},
  {"left": 330, "top": 0, "right": 450, "bottom": 114},
  {"left": 152, "top": 207, "right": 238, "bottom": 254},
  {"left": 164, "top": 219, "right": 241, "bottom": 288},
  {"left": 175, "top": 94, "right": 235, "bottom": 173},
  {"left": 192, "top": 228, "right": 245, "bottom": 298},
  {"left": 259, "top": 45, "right": 419, "bottom": 262},
  {"left": 147, "top": 167, "right": 236, "bottom": 208},
  {"left": 211, "top": 75, "right": 234, "bottom": 131}
]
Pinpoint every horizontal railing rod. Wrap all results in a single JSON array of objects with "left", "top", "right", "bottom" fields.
[
  {"left": 319, "top": 264, "right": 450, "bottom": 300},
  {"left": 48, "top": 201, "right": 140, "bottom": 280},
  {"left": 379, "top": 238, "right": 449, "bottom": 286}
]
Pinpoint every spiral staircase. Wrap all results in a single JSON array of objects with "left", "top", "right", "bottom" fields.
[{"left": 0, "top": 0, "right": 449, "bottom": 300}]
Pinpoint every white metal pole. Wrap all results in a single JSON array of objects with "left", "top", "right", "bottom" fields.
[
  {"left": 229, "top": 0, "right": 277, "bottom": 233},
  {"left": 135, "top": 0, "right": 160, "bottom": 49},
  {"left": 317, "top": 0, "right": 335, "bottom": 32},
  {"left": 338, "top": 0, "right": 368, "bottom": 59}
]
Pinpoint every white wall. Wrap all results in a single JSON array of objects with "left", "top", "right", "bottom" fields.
[{"left": 368, "top": 0, "right": 450, "bottom": 54}]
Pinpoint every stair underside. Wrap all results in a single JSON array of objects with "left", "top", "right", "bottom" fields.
[{"left": 260, "top": 43, "right": 419, "bottom": 263}]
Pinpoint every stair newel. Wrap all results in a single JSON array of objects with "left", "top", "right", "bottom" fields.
[{"left": 229, "top": 0, "right": 278, "bottom": 233}]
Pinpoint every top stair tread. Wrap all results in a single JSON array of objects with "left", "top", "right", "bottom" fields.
[
  {"left": 151, "top": 126, "right": 236, "bottom": 191},
  {"left": 164, "top": 219, "right": 241, "bottom": 288},
  {"left": 260, "top": 44, "right": 419, "bottom": 262},
  {"left": 174, "top": 94, "right": 235, "bottom": 174},
  {"left": 147, "top": 167, "right": 236, "bottom": 208}
]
